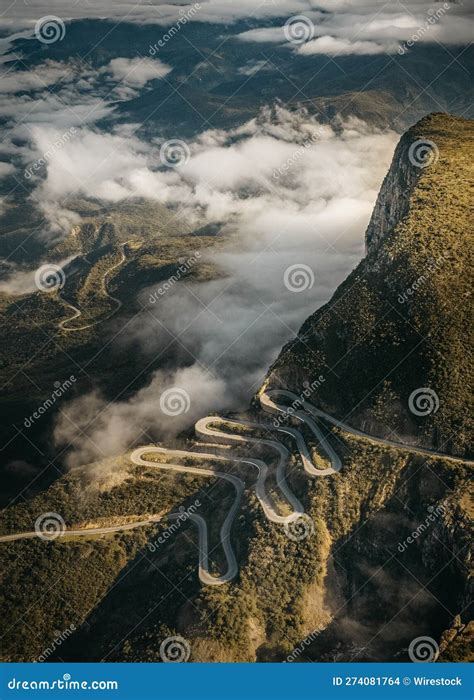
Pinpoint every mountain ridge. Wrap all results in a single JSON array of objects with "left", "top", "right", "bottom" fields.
[
  {"left": 0, "top": 113, "right": 472, "bottom": 664},
  {"left": 264, "top": 112, "right": 473, "bottom": 458}
]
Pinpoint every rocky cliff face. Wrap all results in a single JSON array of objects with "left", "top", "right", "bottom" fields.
[
  {"left": 265, "top": 113, "right": 473, "bottom": 458},
  {"left": 364, "top": 129, "right": 420, "bottom": 254},
  {"left": 1, "top": 115, "right": 471, "bottom": 666}
]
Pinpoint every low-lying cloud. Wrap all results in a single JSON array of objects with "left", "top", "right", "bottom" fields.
[
  {"left": 105, "top": 57, "right": 172, "bottom": 86},
  {"left": 2, "top": 0, "right": 472, "bottom": 58},
  {"left": 53, "top": 107, "right": 399, "bottom": 465},
  {"left": 54, "top": 366, "right": 228, "bottom": 468},
  {"left": 236, "top": 1, "right": 474, "bottom": 55},
  {"left": 298, "top": 37, "right": 397, "bottom": 57}
]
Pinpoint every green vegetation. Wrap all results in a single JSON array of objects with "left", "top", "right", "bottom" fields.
[
  {"left": 0, "top": 413, "right": 471, "bottom": 662},
  {"left": 270, "top": 114, "right": 473, "bottom": 458},
  {"left": 0, "top": 114, "right": 471, "bottom": 663},
  {"left": 0, "top": 201, "right": 225, "bottom": 483},
  {"left": 0, "top": 532, "right": 148, "bottom": 662}
]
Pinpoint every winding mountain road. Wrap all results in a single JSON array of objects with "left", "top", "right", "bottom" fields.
[
  {"left": 59, "top": 243, "right": 128, "bottom": 332},
  {"left": 262, "top": 389, "right": 474, "bottom": 465},
  {"left": 194, "top": 416, "right": 306, "bottom": 521},
  {"left": 131, "top": 446, "right": 244, "bottom": 585},
  {"left": 128, "top": 408, "right": 341, "bottom": 585},
  {"left": 3, "top": 388, "right": 470, "bottom": 586}
]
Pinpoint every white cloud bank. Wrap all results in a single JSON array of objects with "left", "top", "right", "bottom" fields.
[
  {"left": 1, "top": 0, "right": 472, "bottom": 57},
  {"left": 236, "top": 1, "right": 474, "bottom": 55},
  {"left": 105, "top": 57, "right": 172, "bottom": 87},
  {"left": 51, "top": 107, "right": 399, "bottom": 465},
  {"left": 298, "top": 36, "right": 397, "bottom": 57},
  {"left": 1, "top": 0, "right": 309, "bottom": 32}
]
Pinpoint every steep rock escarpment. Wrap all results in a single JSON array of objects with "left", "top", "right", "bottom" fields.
[
  {"left": 265, "top": 113, "right": 473, "bottom": 457},
  {"left": 364, "top": 128, "right": 420, "bottom": 254}
]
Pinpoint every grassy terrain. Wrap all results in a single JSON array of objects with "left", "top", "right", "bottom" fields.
[
  {"left": 1, "top": 416, "right": 470, "bottom": 662},
  {"left": 0, "top": 114, "right": 471, "bottom": 663},
  {"left": 268, "top": 114, "right": 473, "bottom": 458},
  {"left": 0, "top": 204, "right": 225, "bottom": 497}
]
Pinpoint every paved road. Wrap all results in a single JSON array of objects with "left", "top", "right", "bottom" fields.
[
  {"left": 0, "top": 516, "right": 162, "bottom": 543},
  {"left": 59, "top": 243, "right": 128, "bottom": 332},
  {"left": 262, "top": 389, "right": 473, "bottom": 465},
  {"left": 195, "top": 416, "right": 305, "bottom": 523},
  {"left": 130, "top": 446, "right": 243, "bottom": 585},
  {"left": 1, "top": 407, "right": 339, "bottom": 585},
  {"left": 128, "top": 412, "right": 341, "bottom": 585},
  {"left": 4, "top": 388, "right": 467, "bottom": 584}
]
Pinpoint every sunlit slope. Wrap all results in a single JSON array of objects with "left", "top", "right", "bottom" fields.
[{"left": 267, "top": 114, "right": 473, "bottom": 458}]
